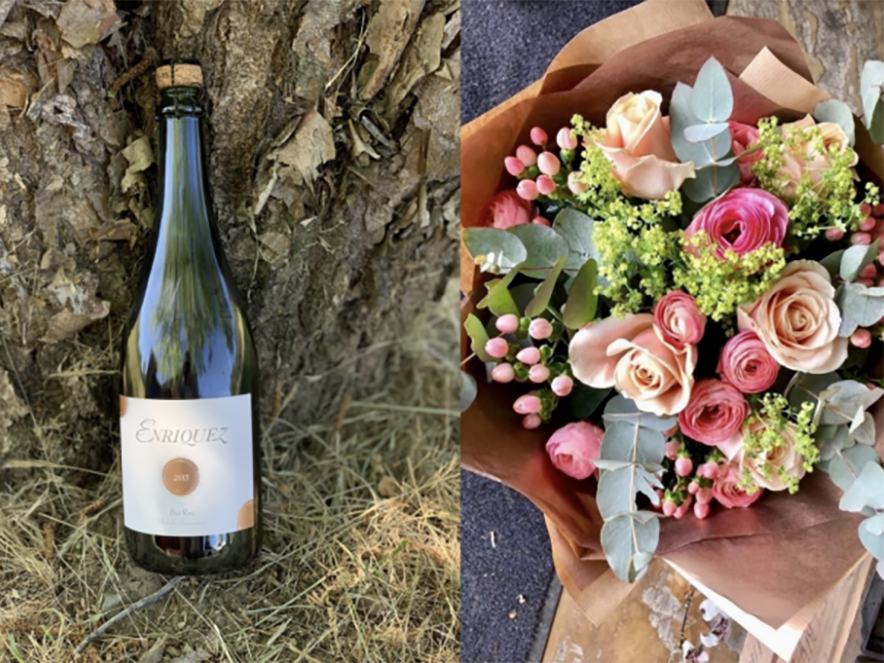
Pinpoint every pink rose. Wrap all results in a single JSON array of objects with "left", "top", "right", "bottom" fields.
[
  {"left": 654, "top": 292, "right": 706, "bottom": 350},
  {"left": 717, "top": 330, "right": 780, "bottom": 394},
  {"left": 685, "top": 188, "right": 788, "bottom": 258},
  {"left": 546, "top": 421, "right": 604, "bottom": 480},
  {"left": 569, "top": 314, "right": 696, "bottom": 416},
  {"left": 596, "top": 91, "right": 695, "bottom": 200},
  {"left": 477, "top": 190, "right": 533, "bottom": 229},
  {"left": 737, "top": 260, "right": 848, "bottom": 374},
  {"left": 713, "top": 462, "right": 763, "bottom": 509},
  {"left": 677, "top": 379, "right": 749, "bottom": 451},
  {"left": 729, "top": 121, "right": 762, "bottom": 185},
  {"left": 778, "top": 115, "right": 858, "bottom": 200}
]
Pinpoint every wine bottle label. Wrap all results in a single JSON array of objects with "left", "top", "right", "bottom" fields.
[{"left": 120, "top": 394, "right": 255, "bottom": 536}]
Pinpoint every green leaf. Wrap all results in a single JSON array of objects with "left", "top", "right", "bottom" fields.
[
  {"left": 562, "top": 259, "right": 598, "bottom": 330},
  {"left": 825, "top": 445, "right": 882, "bottom": 491},
  {"left": 463, "top": 228, "right": 527, "bottom": 274},
  {"left": 859, "top": 516, "right": 884, "bottom": 560},
  {"left": 788, "top": 372, "right": 840, "bottom": 409},
  {"left": 553, "top": 209, "right": 599, "bottom": 271},
  {"left": 508, "top": 224, "right": 570, "bottom": 279},
  {"left": 683, "top": 122, "right": 730, "bottom": 143},
  {"left": 670, "top": 82, "right": 728, "bottom": 167},
  {"left": 602, "top": 395, "right": 677, "bottom": 431},
  {"left": 525, "top": 256, "right": 566, "bottom": 318},
  {"left": 460, "top": 371, "right": 477, "bottom": 413},
  {"left": 842, "top": 283, "right": 884, "bottom": 327},
  {"left": 815, "top": 425, "right": 854, "bottom": 461},
  {"left": 478, "top": 271, "right": 521, "bottom": 317},
  {"left": 464, "top": 313, "right": 493, "bottom": 362},
  {"left": 866, "top": 513, "right": 884, "bottom": 536},
  {"left": 813, "top": 99, "right": 856, "bottom": 146},
  {"left": 840, "top": 463, "right": 884, "bottom": 512},
  {"left": 820, "top": 249, "right": 845, "bottom": 278},
  {"left": 690, "top": 57, "right": 734, "bottom": 123},
  {"left": 861, "top": 60, "right": 884, "bottom": 145},
  {"left": 568, "top": 382, "right": 611, "bottom": 420},
  {"left": 601, "top": 513, "right": 660, "bottom": 582},
  {"left": 840, "top": 239, "right": 881, "bottom": 282},
  {"left": 682, "top": 163, "right": 740, "bottom": 204}
]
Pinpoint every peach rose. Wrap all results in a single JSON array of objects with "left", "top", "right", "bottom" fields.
[
  {"left": 778, "top": 115, "right": 858, "bottom": 200},
  {"left": 713, "top": 462, "right": 764, "bottom": 509},
  {"left": 678, "top": 378, "right": 750, "bottom": 449},
  {"left": 737, "top": 260, "right": 848, "bottom": 374},
  {"left": 596, "top": 91, "right": 696, "bottom": 200},
  {"left": 738, "top": 419, "right": 806, "bottom": 492},
  {"left": 569, "top": 314, "right": 697, "bottom": 416},
  {"left": 545, "top": 421, "right": 604, "bottom": 480}
]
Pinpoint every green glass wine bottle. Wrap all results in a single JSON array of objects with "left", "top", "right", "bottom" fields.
[{"left": 119, "top": 61, "right": 261, "bottom": 574}]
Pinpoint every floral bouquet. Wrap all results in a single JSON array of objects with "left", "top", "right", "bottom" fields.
[{"left": 460, "top": 0, "right": 884, "bottom": 646}]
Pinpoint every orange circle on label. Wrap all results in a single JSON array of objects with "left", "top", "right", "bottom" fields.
[
  {"left": 236, "top": 499, "right": 255, "bottom": 530},
  {"left": 119, "top": 395, "right": 129, "bottom": 418},
  {"left": 162, "top": 458, "right": 199, "bottom": 496}
]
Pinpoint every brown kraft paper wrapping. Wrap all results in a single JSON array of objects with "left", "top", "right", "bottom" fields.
[{"left": 460, "top": 0, "right": 882, "bottom": 634}]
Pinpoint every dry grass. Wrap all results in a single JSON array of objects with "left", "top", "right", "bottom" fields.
[{"left": 0, "top": 281, "right": 461, "bottom": 663}]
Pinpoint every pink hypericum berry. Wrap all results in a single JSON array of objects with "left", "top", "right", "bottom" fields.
[
  {"left": 694, "top": 501, "right": 710, "bottom": 519},
  {"left": 557, "top": 127, "right": 578, "bottom": 150},
  {"left": 504, "top": 157, "right": 525, "bottom": 177},
  {"left": 551, "top": 375, "right": 573, "bottom": 397},
  {"left": 530, "top": 127, "right": 548, "bottom": 146},
  {"left": 662, "top": 500, "right": 677, "bottom": 517},
  {"left": 825, "top": 228, "right": 845, "bottom": 241},
  {"left": 851, "top": 232, "right": 872, "bottom": 246},
  {"left": 491, "top": 363, "right": 515, "bottom": 383},
  {"left": 664, "top": 440, "right": 680, "bottom": 460},
  {"left": 485, "top": 337, "right": 509, "bottom": 359},
  {"left": 537, "top": 152, "right": 561, "bottom": 176},
  {"left": 536, "top": 175, "right": 557, "bottom": 196},
  {"left": 675, "top": 457, "right": 693, "bottom": 477},
  {"left": 879, "top": 251, "right": 884, "bottom": 265},
  {"left": 495, "top": 314, "right": 520, "bottom": 334},
  {"left": 696, "top": 487, "right": 713, "bottom": 505},
  {"left": 528, "top": 318, "right": 554, "bottom": 340},
  {"left": 663, "top": 425, "right": 678, "bottom": 437},
  {"left": 688, "top": 481, "right": 700, "bottom": 495},
  {"left": 860, "top": 216, "right": 877, "bottom": 232},
  {"left": 851, "top": 328, "right": 872, "bottom": 349},
  {"left": 874, "top": 203, "right": 884, "bottom": 217},
  {"left": 674, "top": 496, "right": 692, "bottom": 519},
  {"left": 516, "top": 346, "right": 541, "bottom": 365},
  {"left": 859, "top": 278, "right": 875, "bottom": 287},
  {"left": 513, "top": 394, "right": 542, "bottom": 415},
  {"left": 567, "top": 172, "right": 587, "bottom": 194},
  {"left": 861, "top": 263, "right": 878, "bottom": 279},
  {"left": 861, "top": 203, "right": 872, "bottom": 216},
  {"left": 698, "top": 462, "right": 719, "bottom": 480},
  {"left": 516, "top": 179, "right": 539, "bottom": 201},
  {"left": 522, "top": 414, "right": 542, "bottom": 429},
  {"left": 515, "top": 145, "right": 537, "bottom": 166},
  {"left": 532, "top": 216, "right": 551, "bottom": 226},
  {"left": 529, "top": 364, "right": 550, "bottom": 383}
]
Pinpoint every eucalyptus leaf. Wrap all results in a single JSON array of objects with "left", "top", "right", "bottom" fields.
[
  {"left": 463, "top": 228, "right": 527, "bottom": 274},
  {"left": 600, "top": 422, "right": 666, "bottom": 466},
  {"left": 787, "top": 372, "right": 840, "bottom": 410},
  {"left": 593, "top": 459, "right": 631, "bottom": 472},
  {"left": 478, "top": 272, "right": 521, "bottom": 317},
  {"left": 861, "top": 60, "right": 884, "bottom": 145},
  {"left": 568, "top": 382, "right": 611, "bottom": 420},
  {"left": 526, "top": 256, "right": 566, "bottom": 317},
  {"left": 562, "top": 258, "right": 598, "bottom": 330},
  {"left": 601, "top": 513, "right": 660, "bottom": 583},
  {"left": 854, "top": 413, "right": 876, "bottom": 446},
  {"left": 813, "top": 99, "right": 856, "bottom": 146},
  {"left": 825, "top": 446, "right": 882, "bottom": 491},
  {"left": 815, "top": 425, "right": 854, "bottom": 461},
  {"left": 683, "top": 123, "right": 730, "bottom": 143},
  {"left": 818, "top": 380, "right": 884, "bottom": 426},
  {"left": 508, "top": 224, "right": 570, "bottom": 278},
  {"left": 682, "top": 163, "right": 739, "bottom": 204},
  {"left": 602, "top": 395, "right": 677, "bottom": 431},
  {"left": 859, "top": 516, "right": 884, "bottom": 560},
  {"left": 553, "top": 209, "right": 599, "bottom": 271},
  {"left": 821, "top": 250, "right": 845, "bottom": 278},
  {"left": 840, "top": 463, "right": 884, "bottom": 512},
  {"left": 670, "top": 82, "right": 727, "bottom": 167},
  {"left": 464, "top": 313, "right": 493, "bottom": 362},
  {"left": 842, "top": 283, "right": 884, "bottom": 327},
  {"left": 840, "top": 240, "right": 881, "bottom": 282},
  {"left": 690, "top": 57, "right": 734, "bottom": 123},
  {"left": 460, "top": 371, "right": 477, "bottom": 413},
  {"left": 597, "top": 465, "right": 662, "bottom": 519},
  {"left": 866, "top": 513, "right": 884, "bottom": 536}
]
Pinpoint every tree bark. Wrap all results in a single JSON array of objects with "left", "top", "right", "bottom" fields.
[{"left": 0, "top": 0, "right": 460, "bottom": 469}]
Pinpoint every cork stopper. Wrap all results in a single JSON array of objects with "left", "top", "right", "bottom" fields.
[{"left": 155, "top": 63, "right": 203, "bottom": 90}]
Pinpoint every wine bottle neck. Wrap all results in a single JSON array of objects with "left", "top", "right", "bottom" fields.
[{"left": 157, "top": 113, "right": 213, "bottom": 240}]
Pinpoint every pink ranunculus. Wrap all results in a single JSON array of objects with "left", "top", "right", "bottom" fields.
[
  {"left": 596, "top": 91, "right": 695, "bottom": 200},
  {"left": 654, "top": 291, "right": 706, "bottom": 350},
  {"left": 569, "top": 314, "right": 697, "bottom": 416},
  {"left": 685, "top": 188, "right": 788, "bottom": 259},
  {"left": 713, "top": 462, "right": 763, "bottom": 509},
  {"left": 677, "top": 379, "right": 750, "bottom": 451},
  {"left": 717, "top": 330, "right": 780, "bottom": 394},
  {"left": 729, "top": 121, "right": 762, "bottom": 185},
  {"left": 477, "top": 190, "right": 533, "bottom": 229},
  {"left": 545, "top": 421, "right": 604, "bottom": 480}
]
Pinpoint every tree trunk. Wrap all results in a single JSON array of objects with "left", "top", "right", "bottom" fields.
[{"left": 0, "top": 0, "right": 460, "bottom": 469}]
